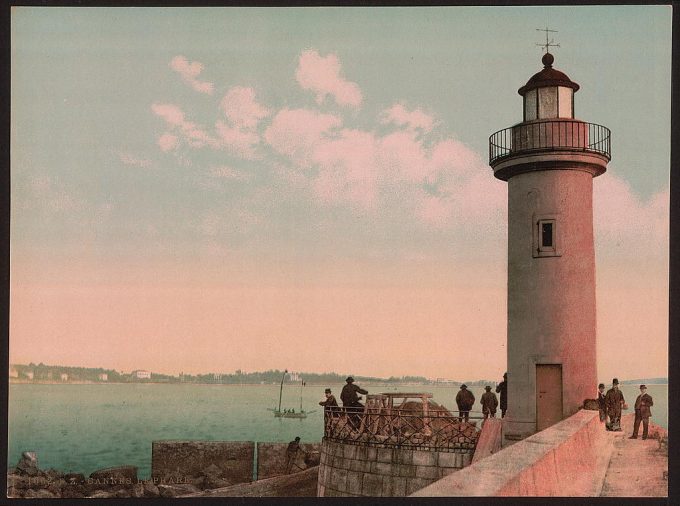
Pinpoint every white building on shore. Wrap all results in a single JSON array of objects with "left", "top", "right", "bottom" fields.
[
  {"left": 132, "top": 370, "right": 151, "bottom": 380},
  {"left": 98, "top": 373, "right": 108, "bottom": 381}
]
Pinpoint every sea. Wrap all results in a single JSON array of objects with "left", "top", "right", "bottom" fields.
[{"left": 7, "top": 383, "right": 667, "bottom": 479}]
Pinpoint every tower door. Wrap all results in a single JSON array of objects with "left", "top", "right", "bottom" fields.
[{"left": 536, "top": 364, "right": 563, "bottom": 431}]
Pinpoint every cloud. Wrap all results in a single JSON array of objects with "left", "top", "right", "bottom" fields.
[
  {"left": 295, "top": 50, "right": 362, "bottom": 108},
  {"left": 264, "top": 108, "right": 342, "bottom": 166},
  {"left": 119, "top": 152, "right": 152, "bottom": 168},
  {"left": 151, "top": 102, "right": 218, "bottom": 149},
  {"left": 170, "top": 55, "right": 214, "bottom": 94},
  {"left": 381, "top": 103, "right": 435, "bottom": 133},
  {"left": 594, "top": 172, "right": 669, "bottom": 260},
  {"left": 219, "top": 87, "right": 270, "bottom": 129},
  {"left": 158, "top": 133, "right": 179, "bottom": 152}
]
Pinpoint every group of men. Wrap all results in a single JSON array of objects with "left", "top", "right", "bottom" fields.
[
  {"left": 454, "top": 372, "right": 507, "bottom": 422},
  {"left": 598, "top": 378, "right": 654, "bottom": 439},
  {"left": 319, "top": 374, "right": 509, "bottom": 424}
]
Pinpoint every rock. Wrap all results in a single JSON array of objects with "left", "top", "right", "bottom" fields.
[
  {"left": 47, "top": 478, "right": 67, "bottom": 496},
  {"left": 45, "top": 468, "right": 65, "bottom": 480},
  {"left": 6, "top": 487, "right": 22, "bottom": 498},
  {"left": 61, "top": 484, "right": 87, "bottom": 498},
  {"left": 15, "top": 452, "right": 40, "bottom": 477},
  {"left": 7, "top": 473, "right": 31, "bottom": 490},
  {"left": 304, "top": 451, "right": 321, "bottom": 467},
  {"left": 114, "top": 487, "right": 131, "bottom": 497},
  {"left": 203, "top": 475, "right": 231, "bottom": 489},
  {"left": 89, "top": 465, "right": 138, "bottom": 485},
  {"left": 158, "top": 483, "right": 201, "bottom": 497},
  {"left": 23, "top": 488, "right": 56, "bottom": 498},
  {"left": 143, "top": 481, "right": 160, "bottom": 497},
  {"left": 88, "top": 489, "right": 116, "bottom": 498},
  {"left": 64, "top": 472, "right": 86, "bottom": 484},
  {"left": 131, "top": 482, "right": 145, "bottom": 498},
  {"left": 201, "top": 463, "right": 223, "bottom": 477},
  {"left": 583, "top": 399, "right": 600, "bottom": 411}
]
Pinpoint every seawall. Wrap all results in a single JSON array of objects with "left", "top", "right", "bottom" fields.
[{"left": 412, "top": 410, "right": 611, "bottom": 496}]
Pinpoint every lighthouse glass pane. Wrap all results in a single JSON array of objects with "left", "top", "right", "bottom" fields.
[
  {"left": 538, "top": 87, "right": 558, "bottom": 119},
  {"left": 524, "top": 89, "right": 537, "bottom": 121},
  {"left": 558, "top": 87, "right": 573, "bottom": 118}
]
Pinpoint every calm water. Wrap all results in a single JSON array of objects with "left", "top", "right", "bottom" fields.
[{"left": 8, "top": 383, "right": 667, "bottom": 479}]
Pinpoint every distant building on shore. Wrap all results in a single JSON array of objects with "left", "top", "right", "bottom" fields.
[
  {"left": 9, "top": 366, "right": 18, "bottom": 378},
  {"left": 60, "top": 373, "right": 68, "bottom": 382},
  {"left": 24, "top": 371, "right": 34, "bottom": 380},
  {"left": 132, "top": 370, "right": 152, "bottom": 380},
  {"left": 98, "top": 373, "right": 108, "bottom": 381}
]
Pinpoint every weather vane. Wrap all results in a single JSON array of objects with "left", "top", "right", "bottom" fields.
[{"left": 536, "top": 27, "right": 560, "bottom": 53}]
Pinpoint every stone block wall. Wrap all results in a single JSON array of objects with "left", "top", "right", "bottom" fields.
[
  {"left": 152, "top": 441, "right": 254, "bottom": 487},
  {"left": 317, "top": 441, "right": 472, "bottom": 497}
]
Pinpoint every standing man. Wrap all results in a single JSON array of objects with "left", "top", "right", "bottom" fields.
[
  {"left": 455, "top": 384, "right": 475, "bottom": 422},
  {"left": 319, "top": 388, "right": 339, "bottom": 430},
  {"left": 496, "top": 373, "right": 507, "bottom": 418},
  {"left": 630, "top": 385, "right": 654, "bottom": 440},
  {"left": 480, "top": 385, "right": 499, "bottom": 420},
  {"left": 605, "top": 378, "right": 625, "bottom": 431},
  {"left": 597, "top": 383, "right": 607, "bottom": 423},
  {"left": 285, "top": 437, "right": 301, "bottom": 473},
  {"left": 341, "top": 376, "right": 368, "bottom": 428}
]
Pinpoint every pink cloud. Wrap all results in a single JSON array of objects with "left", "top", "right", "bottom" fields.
[
  {"left": 215, "top": 121, "right": 261, "bottom": 159},
  {"left": 151, "top": 102, "right": 217, "bottom": 150},
  {"left": 219, "top": 87, "right": 270, "bottom": 129},
  {"left": 381, "top": 103, "right": 435, "bottom": 133},
  {"left": 170, "top": 55, "right": 214, "bottom": 94},
  {"left": 151, "top": 103, "right": 185, "bottom": 126},
  {"left": 158, "top": 133, "right": 179, "bottom": 152},
  {"left": 295, "top": 50, "right": 362, "bottom": 108},
  {"left": 264, "top": 108, "right": 342, "bottom": 166},
  {"left": 594, "top": 172, "right": 669, "bottom": 258}
]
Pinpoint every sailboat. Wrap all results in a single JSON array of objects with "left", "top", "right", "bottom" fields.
[{"left": 268, "top": 370, "right": 316, "bottom": 419}]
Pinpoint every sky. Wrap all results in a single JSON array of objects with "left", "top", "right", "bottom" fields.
[{"left": 9, "top": 6, "right": 671, "bottom": 382}]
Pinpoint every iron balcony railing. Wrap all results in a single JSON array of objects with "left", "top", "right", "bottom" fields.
[
  {"left": 489, "top": 120, "right": 611, "bottom": 166},
  {"left": 322, "top": 406, "right": 484, "bottom": 453}
]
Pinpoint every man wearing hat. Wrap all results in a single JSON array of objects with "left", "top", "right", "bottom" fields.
[
  {"left": 630, "top": 385, "right": 654, "bottom": 440},
  {"left": 480, "top": 385, "right": 499, "bottom": 420},
  {"left": 496, "top": 373, "right": 508, "bottom": 418},
  {"left": 604, "top": 378, "right": 625, "bottom": 431},
  {"left": 455, "top": 384, "right": 475, "bottom": 422},
  {"left": 597, "top": 383, "right": 607, "bottom": 423},
  {"left": 341, "top": 376, "right": 368, "bottom": 428},
  {"left": 319, "top": 388, "right": 339, "bottom": 421}
]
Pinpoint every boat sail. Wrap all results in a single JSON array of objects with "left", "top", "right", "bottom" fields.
[{"left": 268, "top": 370, "right": 316, "bottom": 419}]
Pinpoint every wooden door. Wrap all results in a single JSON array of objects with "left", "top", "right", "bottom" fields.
[{"left": 536, "top": 364, "right": 562, "bottom": 431}]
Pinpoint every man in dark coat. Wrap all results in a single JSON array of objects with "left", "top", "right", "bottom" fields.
[
  {"left": 496, "top": 373, "right": 507, "bottom": 418},
  {"left": 456, "top": 384, "right": 475, "bottom": 422},
  {"left": 319, "top": 388, "right": 339, "bottom": 429},
  {"left": 597, "top": 383, "right": 607, "bottom": 423},
  {"left": 341, "top": 377, "right": 368, "bottom": 428},
  {"left": 630, "top": 384, "right": 654, "bottom": 440},
  {"left": 285, "top": 437, "right": 301, "bottom": 473},
  {"left": 604, "top": 378, "right": 625, "bottom": 431},
  {"left": 480, "top": 385, "right": 499, "bottom": 419}
]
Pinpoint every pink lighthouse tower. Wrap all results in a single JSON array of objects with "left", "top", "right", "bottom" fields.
[{"left": 488, "top": 47, "right": 611, "bottom": 442}]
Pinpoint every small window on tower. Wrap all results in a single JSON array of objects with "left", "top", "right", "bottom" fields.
[
  {"left": 533, "top": 216, "right": 560, "bottom": 258},
  {"left": 541, "top": 222, "right": 553, "bottom": 248}
]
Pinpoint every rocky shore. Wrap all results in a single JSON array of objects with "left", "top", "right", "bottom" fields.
[{"left": 6, "top": 451, "right": 259, "bottom": 498}]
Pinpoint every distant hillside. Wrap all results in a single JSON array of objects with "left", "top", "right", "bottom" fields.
[{"left": 620, "top": 378, "right": 667, "bottom": 385}]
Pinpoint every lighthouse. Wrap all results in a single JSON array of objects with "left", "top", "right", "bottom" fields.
[{"left": 488, "top": 48, "right": 611, "bottom": 442}]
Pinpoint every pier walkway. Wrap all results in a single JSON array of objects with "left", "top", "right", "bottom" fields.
[{"left": 600, "top": 414, "right": 668, "bottom": 497}]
